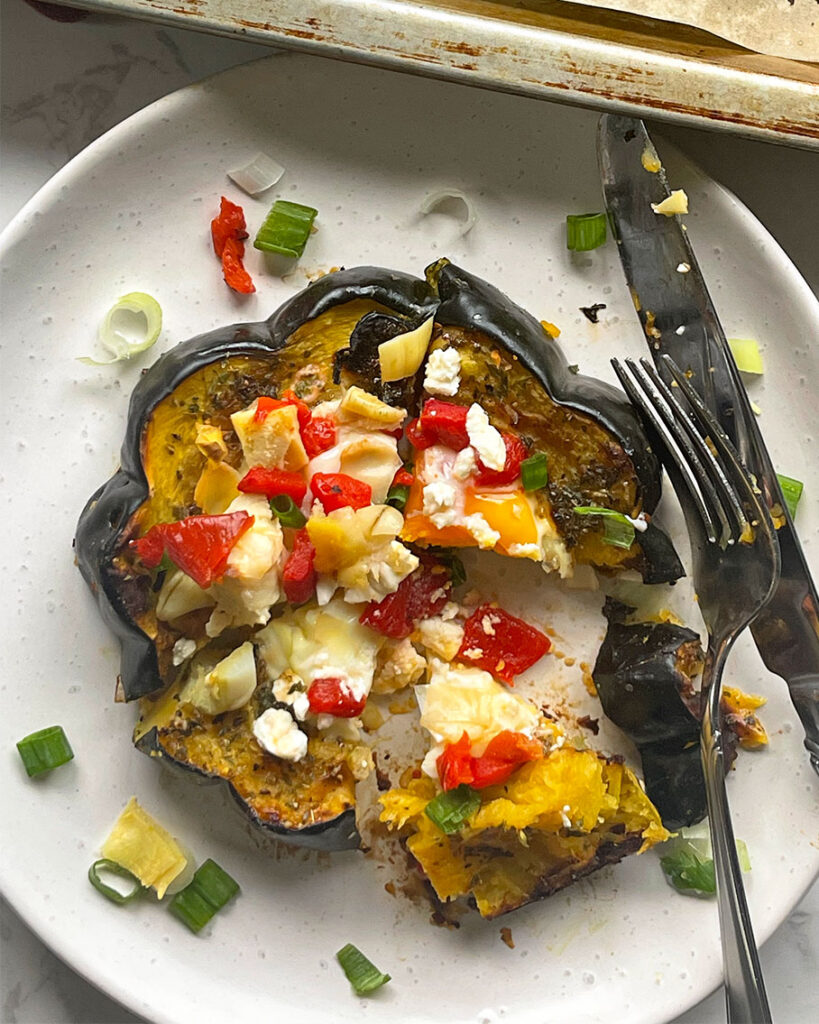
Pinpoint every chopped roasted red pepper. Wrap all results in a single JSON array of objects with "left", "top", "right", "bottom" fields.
[
  {"left": 220, "top": 236, "right": 255, "bottom": 295},
  {"left": 470, "top": 731, "right": 544, "bottom": 788},
  {"left": 311, "top": 472, "right": 372, "bottom": 512},
  {"left": 457, "top": 604, "right": 551, "bottom": 684},
  {"left": 301, "top": 416, "right": 337, "bottom": 458},
  {"left": 238, "top": 466, "right": 307, "bottom": 504},
  {"left": 210, "top": 196, "right": 248, "bottom": 257},
  {"left": 282, "top": 528, "right": 317, "bottom": 604},
  {"left": 474, "top": 433, "right": 527, "bottom": 487},
  {"left": 280, "top": 389, "right": 312, "bottom": 429},
  {"left": 359, "top": 563, "right": 451, "bottom": 638},
  {"left": 405, "top": 417, "right": 433, "bottom": 450},
  {"left": 436, "top": 731, "right": 474, "bottom": 791},
  {"left": 211, "top": 197, "right": 254, "bottom": 295},
  {"left": 392, "top": 466, "right": 414, "bottom": 487},
  {"left": 418, "top": 399, "right": 470, "bottom": 451},
  {"left": 307, "top": 677, "right": 366, "bottom": 718},
  {"left": 436, "top": 729, "right": 543, "bottom": 791},
  {"left": 132, "top": 511, "right": 254, "bottom": 589}
]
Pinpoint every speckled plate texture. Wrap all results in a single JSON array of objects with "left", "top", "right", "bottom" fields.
[{"left": 0, "top": 52, "right": 816, "bottom": 1024}]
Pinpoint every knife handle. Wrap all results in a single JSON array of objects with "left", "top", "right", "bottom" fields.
[{"left": 788, "top": 674, "right": 819, "bottom": 776}]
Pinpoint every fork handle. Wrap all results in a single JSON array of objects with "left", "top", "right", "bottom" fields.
[{"left": 702, "top": 641, "right": 773, "bottom": 1024}]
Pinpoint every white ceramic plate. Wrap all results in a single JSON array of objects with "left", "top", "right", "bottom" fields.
[{"left": 1, "top": 53, "right": 817, "bottom": 1024}]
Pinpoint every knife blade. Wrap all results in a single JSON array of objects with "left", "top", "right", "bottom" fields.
[{"left": 597, "top": 114, "right": 819, "bottom": 773}]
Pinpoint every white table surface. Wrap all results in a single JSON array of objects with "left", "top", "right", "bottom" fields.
[{"left": 0, "top": 1, "right": 816, "bottom": 1021}]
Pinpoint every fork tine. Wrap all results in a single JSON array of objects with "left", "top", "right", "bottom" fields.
[
  {"left": 637, "top": 359, "right": 750, "bottom": 541},
  {"left": 659, "top": 355, "right": 762, "bottom": 522},
  {"left": 611, "top": 358, "right": 722, "bottom": 544}
]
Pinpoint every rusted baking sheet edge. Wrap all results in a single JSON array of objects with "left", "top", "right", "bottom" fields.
[{"left": 53, "top": 0, "right": 819, "bottom": 148}]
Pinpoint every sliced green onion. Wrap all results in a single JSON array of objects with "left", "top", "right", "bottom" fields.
[
  {"left": 270, "top": 494, "right": 307, "bottom": 528},
  {"left": 777, "top": 474, "right": 803, "bottom": 519},
  {"left": 192, "top": 858, "right": 241, "bottom": 908},
  {"left": 169, "top": 884, "right": 215, "bottom": 932},
  {"left": 573, "top": 505, "right": 635, "bottom": 549},
  {"left": 254, "top": 200, "right": 318, "bottom": 258},
  {"left": 386, "top": 483, "right": 410, "bottom": 511},
  {"left": 566, "top": 212, "right": 607, "bottom": 252},
  {"left": 16, "top": 725, "right": 74, "bottom": 777},
  {"left": 728, "top": 338, "right": 764, "bottom": 375},
  {"left": 79, "top": 292, "right": 162, "bottom": 365},
  {"left": 520, "top": 452, "right": 548, "bottom": 491},
  {"left": 336, "top": 943, "right": 391, "bottom": 996},
  {"left": 227, "top": 152, "right": 285, "bottom": 196},
  {"left": 88, "top": 859, "right": 144, "bottom": 905},
  {"left": 168, "top": 858, "right": 240, "bottom": 933},
  {"left": 660, "top": 833, "right": 750, "bottom": 897},
  {"left": 424, "top": 784, "right": 480, "bottom": 834}
]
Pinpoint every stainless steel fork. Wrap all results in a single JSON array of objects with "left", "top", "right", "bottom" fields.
[{"left": 612, "top": 354, "right": 780, "bottom": 1024}]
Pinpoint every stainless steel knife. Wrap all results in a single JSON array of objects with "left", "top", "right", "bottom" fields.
[{"left": 597, "top": 114, "right": 819, "bottom": 773}]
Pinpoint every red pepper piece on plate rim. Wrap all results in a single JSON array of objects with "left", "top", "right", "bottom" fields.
[{"left": 211, "top": 196, "right": 255, "bottom": 295}]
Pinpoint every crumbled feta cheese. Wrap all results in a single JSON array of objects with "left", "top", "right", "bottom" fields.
[
  {"left": 466, "top": 404, "right": 506, "bottom": 471},
  {"left": 171, "top": 637, "right": 197, "bottom": 666},
  {"left": 440, "top": 601, "right": 460, "bottom": 621},
  {"left": 423, "top": 347, "right": 461, "bottom": 397},
  {"left": 560, "top": 805, "right": 572, "bottom": 829},
  {"left": 423, "top": 481, "right": 456, "bottom": 515},
  {"left": 422, "top": 480, "right": 458, "bottom": 528},
  {"left": 651, "top": 189, "right": 689, "bottom": 216},
  {"left": 417, "top": 616, "right": 464, "bottom": 661},
  {"left": 252, "top": 708, "right": 307, "bottom": 762},
  {"left": 452, "top": 446, "right": 477, "bottom": 481},
  {"left": 463, "top": 513, "right": 500, "bottom": 549}
]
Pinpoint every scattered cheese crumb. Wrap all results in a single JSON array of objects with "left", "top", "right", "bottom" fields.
[
  {"left": 252, "top": 708, "right": 307, "bottom": 762},
  {"left": 453, "top": 446, "right": 477, "bottom": 481},
  {"left": 651, "top": 189, "right": 689, "bottom": 217},
  {"left": 466, "top": 404, "right": 505, "bottom": 471},
  {"left": 424, "top": 347, "right": 461, "bottom": 396}
]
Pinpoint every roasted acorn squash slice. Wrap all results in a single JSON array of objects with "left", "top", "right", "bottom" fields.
[{"left": 76, "top": 262, "right": 679, "bottom": 856}]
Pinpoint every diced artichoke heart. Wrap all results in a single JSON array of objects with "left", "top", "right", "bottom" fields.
[
  {"left": 181, "top": 641, "right": 258, "bottom": 715},
  {"left": 101, "top": 797, "right": 188, "bottom": 899},
  {"left": 231, "top": 399, "right": 308, "bottom": 471},
  {"left": 378, "top": 315, "right": 435, "bottom": 382},
  {"left": 338, "top": 386, "right": 406, "bottom": 429}
]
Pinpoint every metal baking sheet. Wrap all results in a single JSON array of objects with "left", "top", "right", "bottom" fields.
[{"left": 49, "top": 0, "right": 819, "bottom": 147}]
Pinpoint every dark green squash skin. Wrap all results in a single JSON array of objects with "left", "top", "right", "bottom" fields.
[
  {"left": 433, "top": 263, "right": 683, "bottom": 584},
  {"left": 591, "top": 599, "right": 742, "bottom": 831}
]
